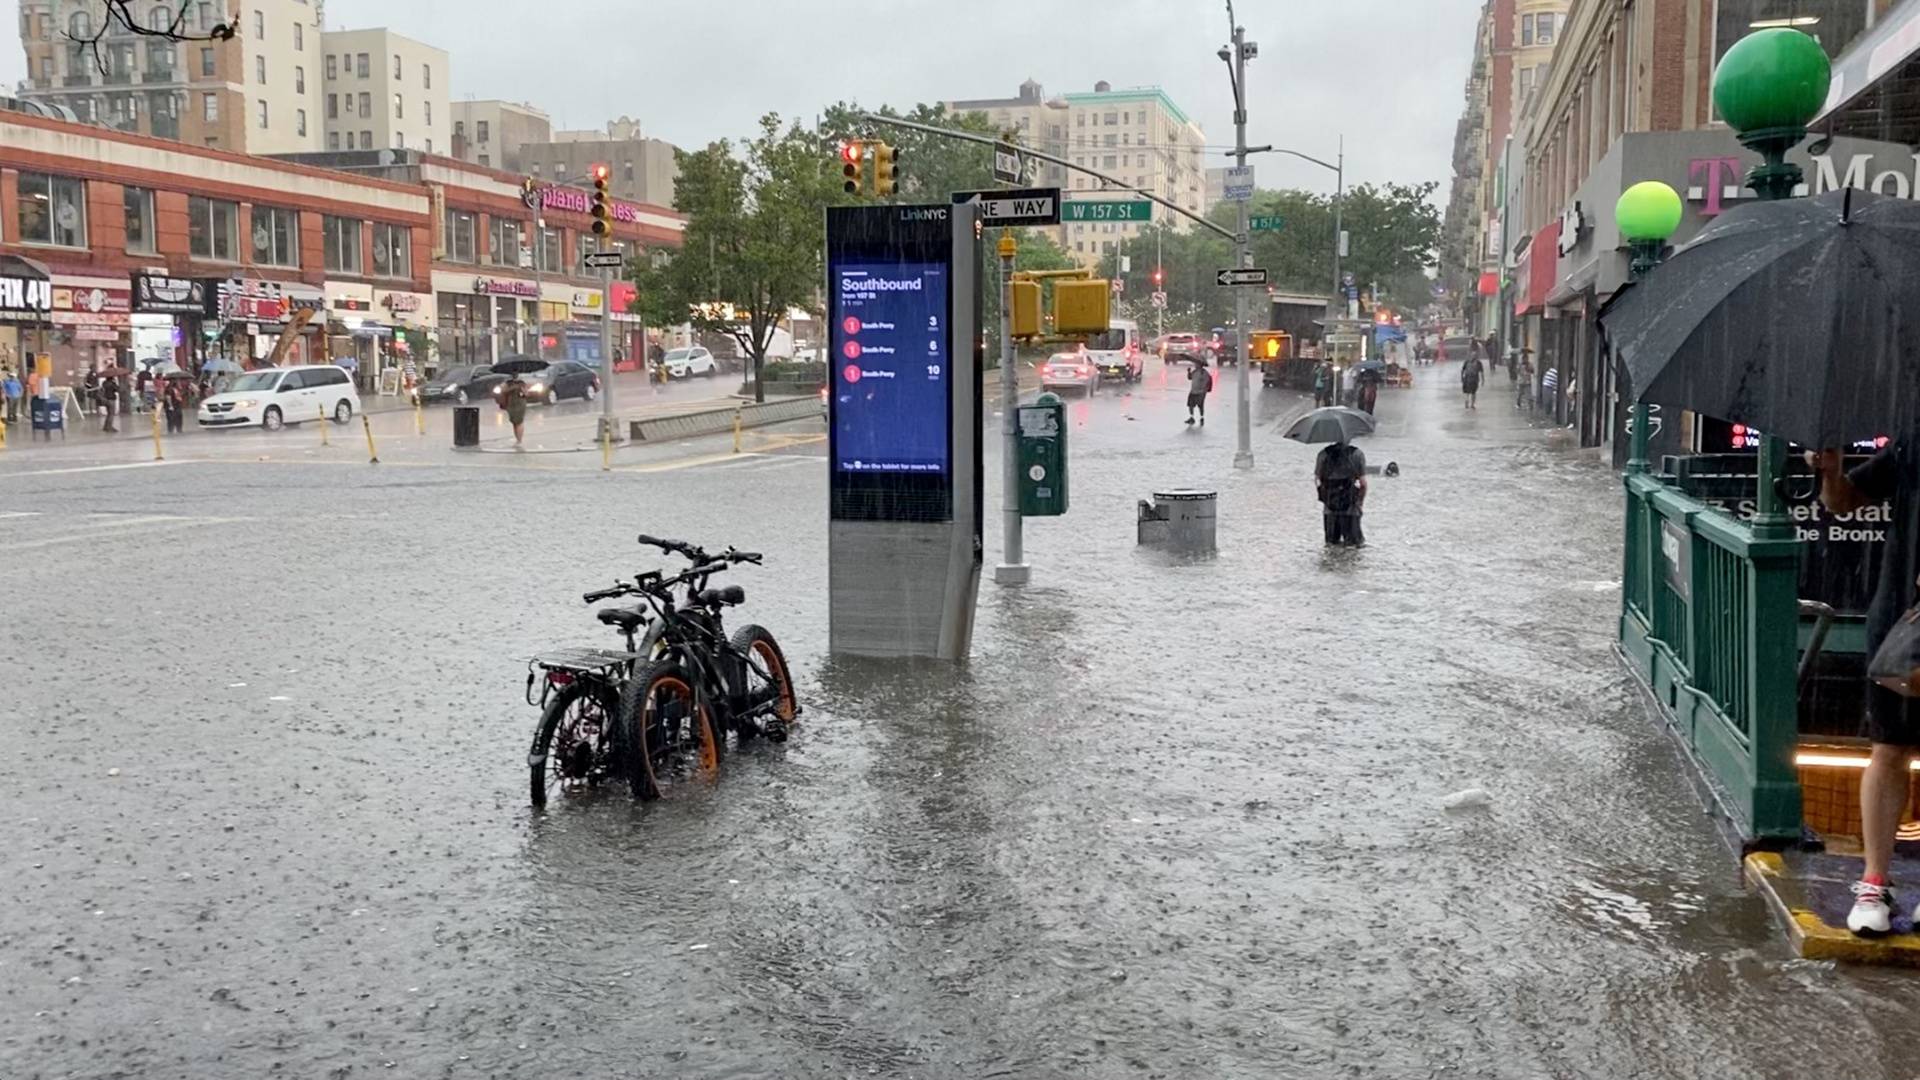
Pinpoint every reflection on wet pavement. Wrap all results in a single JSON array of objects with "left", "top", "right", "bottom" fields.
[{"left": 4, "top": 358, "right": 1918, "bottom": 1078}]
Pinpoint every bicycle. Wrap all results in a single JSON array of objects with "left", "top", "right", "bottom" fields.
[
  {"left": 619, "top": 534, "right": 801, "bottom": 801},
  {"left": 524, "top": 581, "right": 655, "bottom": 808}
]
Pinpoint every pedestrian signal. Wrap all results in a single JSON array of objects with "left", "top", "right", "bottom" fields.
[{"left": 590, "top": 163, "right": 612, "bottom": 237}]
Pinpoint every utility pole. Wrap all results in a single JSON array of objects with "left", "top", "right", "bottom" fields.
[
  {"left": 993, "top": 232, "right": 1027, "bottom": 586},
  {"left": 531, "top": 217, "right": 544, "bottom": 359},
  {"left": 600, "top": 260, "right": 615, "bottom": 443},
  {"left": 1332, "top": 135, "right": 1345, "bottom": 320},
  {"left": 1229, "top": 15, "right": 1254, "bottom": 471}
]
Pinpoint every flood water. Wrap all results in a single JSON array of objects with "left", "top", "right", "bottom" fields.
[{"left": 4, "top": 360, "right": 1918, "bottom": 1079}]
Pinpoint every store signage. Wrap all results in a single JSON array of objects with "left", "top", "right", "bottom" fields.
[
  {"left": 533, "top": 185, "right": 648, "bottom": 224},
  {"left": 570, "top": 290, "right": 602, "bottom": 311},
  {"left": 381, "top": 292, "right": 423, "bottom": 313},
  {"left": 0, "top": 274, "right": 52, "bottom": 319},
  {"left": 1556, "top": 203, "right": 1585, "bottom": 256},
  {"left": 130, "top": 274, "right": 206, "bottom": 315},
  {"left": 331, "top": 296, "right": 373, "bottom": 312},
  {"left": 217, "top": 278, "right": 324, "bottom": 324},
  {"left": 473, "top": 277, "right": 539, "bottom": 298},
  {"left": 1687, "top": 151, "right": 1920, "bottom": 216}
]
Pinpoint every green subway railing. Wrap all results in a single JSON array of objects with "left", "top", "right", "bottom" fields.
[{"left": 1619, "top": 471, "right": 1804, "bottom": 846}]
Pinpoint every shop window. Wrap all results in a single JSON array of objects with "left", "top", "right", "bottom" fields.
[
  {"left": 124, "top": 186, "right": 156, "bottom": 254},
  {"left": 1712, "top": 1, "right": 1870, "bottom": 64},
  {"left": 373, "top": 222, "right": 411, "bottom": 278},
  {"left": 444, "top": 210, "right": 476, "bottom": 263},
  {"left": 251, "top": 205, "right": 299, "bottom": 267},
  {"left": 324, "top": 216, "right": 363, "bottom": 274},
  {"left": 189, "top": 195, "right": 238, "bottom": 260},
  {"left": 17, "top": 172, "right": 86, "bottom": 248}
]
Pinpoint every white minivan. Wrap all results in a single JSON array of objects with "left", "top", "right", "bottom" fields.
[
  {"left": 198, "top": 366, "right": 361, "bottom": 431},
  {"left": 1087, "top": 318, "right": 1143, "bottom": 383}
]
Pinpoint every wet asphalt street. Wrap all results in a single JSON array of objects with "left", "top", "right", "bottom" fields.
[{"left": 7, "top": 357, "right": 1920, "bottom": 1079}]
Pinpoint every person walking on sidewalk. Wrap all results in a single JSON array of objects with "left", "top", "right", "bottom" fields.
[
  {"left": 1185, "top": 358, "right": 1213, "bottom": 427},
  {"left": 98, "top": 373, "right": 120, "bottom": 433},
  {"left": 163, "top": 378, "right": 187, "bottom": 434},
  {"left": 499, "top": 373, "right": 529, "bottom": 447},
  {"left": 1461, "top": 353, "right": 1485, "bottom": 410},
  {"left": 2, "top": 369, "right": 20, "bottom": 424},
  {"left": 1313, "top": 361, "right": 1334, "bottom": 408},
  {"left": 1811, "top": 442, "right": 1920, "bottom": 936}
]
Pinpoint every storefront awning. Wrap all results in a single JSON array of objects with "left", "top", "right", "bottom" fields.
[
  {"left": 1513, "top": 221, "right": 1560, "bottom": 317},
  {"left": 1818, "top": 1, "right": 1920, "bottom": 144}
]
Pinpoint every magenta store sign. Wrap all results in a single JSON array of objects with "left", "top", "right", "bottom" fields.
[{"left": 534, "top": 185, "right": 648, "bottom": 224}]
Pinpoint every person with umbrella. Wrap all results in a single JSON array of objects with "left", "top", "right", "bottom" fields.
[
  {"left": 1286, "top": 406, "right": 1376, "bottom": 547},
  {"left": 1185, "top": 355, "right": 1213, "bottom": 427},
  {"left": 1350, "top": 359, "right": 1385, "bottom": 416},
  {"left": 1460, "top": 349, "right": 1484, "bottom": 410},
  {"left": 499, "top": 369, "right": 530, "bottom": 447}
]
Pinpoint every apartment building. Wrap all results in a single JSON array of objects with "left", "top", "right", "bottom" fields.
[
  {"left": 448, "top": 99, "right": 551, "bottom": 174},
  {"left": 519, "top": 117, "right": 679, "bottom": 207},
  {"left": 319, "top": 27, "right": 447, "bottom": 155},
  {"left": 17, "top": 0, "right": 324, "bottom": 154}
]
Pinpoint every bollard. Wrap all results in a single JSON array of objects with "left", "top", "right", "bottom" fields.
[
  {"left": 150, "top": 407, "right": 163, "bottom": 461},
  {"left": 733, "top": 402, "right": 743, "bottom": 454},
  {"left": 317, "top": 405, "right": 330, "bottom": 447},
  {"left": 601, "top": 423, "right": 612, "bottom": 472},
  {"left": 414, "top": 398, "right": 425, "bottom": 436},
  {"left": 0, "top": 414, "right": 7, "bottom": 450},
  {"left": 361, "top": 413, "right": 379, "bottom": 464}
]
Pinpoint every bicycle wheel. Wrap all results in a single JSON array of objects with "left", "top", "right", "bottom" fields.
[
  {"left": 729, "top": 624, "right": 797, "bottom": 741},
  {"left": 528, "top": 678, "right": 620, "bottom": 807},
  {"left": 618, "top": 660, "right": 722, "bottom": 801}
]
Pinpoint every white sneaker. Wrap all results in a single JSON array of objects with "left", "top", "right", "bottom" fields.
[{"left": 1849, "top": 880, "right": 1895, "bottom": 936}]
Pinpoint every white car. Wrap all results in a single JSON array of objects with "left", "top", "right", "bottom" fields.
[
  {"left": 198, "top": 365, "right": 361, "bottom": 431},
  {"left": 662, "top": 346, "right": 719, "bottom": 378}
]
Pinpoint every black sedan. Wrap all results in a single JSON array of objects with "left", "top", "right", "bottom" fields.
[
  {"left": 491, "top": 361, "right": 600, "bottom": 405},
  {"left": 417, "top": 364, "right": 501, "bottom": 405}
]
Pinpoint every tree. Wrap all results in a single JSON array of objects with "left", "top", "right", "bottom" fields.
[
  {"left": 821, "top": 102, "right": 999, "bottom": 203},
  {"left": 632, "top": 114, "right": 844, "bottom": 402}
]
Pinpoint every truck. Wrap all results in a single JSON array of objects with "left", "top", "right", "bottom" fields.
[{"left": 1260, "top": 293, "right": 1332, "bottom": 389}]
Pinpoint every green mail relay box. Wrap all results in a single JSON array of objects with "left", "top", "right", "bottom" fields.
[{"left": 1017, "top": 393, "right": 1068, "bottom": 517}]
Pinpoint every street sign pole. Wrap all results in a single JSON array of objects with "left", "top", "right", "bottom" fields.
[
  {"left": 994, "top": 232, "right": 1027, "bottom": 586},
  {"left": 600, "top": 262, "right": 615, "bottom": 447},
  {"left": 1231, "top": 20, "right": 1254, "bottom": 471}
]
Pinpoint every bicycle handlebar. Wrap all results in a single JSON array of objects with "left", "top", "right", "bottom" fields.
[
  {"left": 637, "top": 533, "right": 706, "bottom": 561},
  {"left": 582, "top": 584, "right": 629, "bottom": 604}
]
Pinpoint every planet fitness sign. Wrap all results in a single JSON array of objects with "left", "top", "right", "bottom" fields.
[{"left": 532, "top": 185, "right": 647, "bottom": 224}]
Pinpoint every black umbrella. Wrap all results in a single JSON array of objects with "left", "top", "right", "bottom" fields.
[
  {"left": 492, "top": 355, "right": 547, "bottom": 375},
  {"left": 1603, "top": 188, "right": 1920, "bottom": 446},
  {"left": 1284, "top": 406, "right": 1376, "bottom": 445}
]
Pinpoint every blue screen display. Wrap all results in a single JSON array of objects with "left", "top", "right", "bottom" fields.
[{"left": 832, "top": 261, "right": 950, "bottom": 474}]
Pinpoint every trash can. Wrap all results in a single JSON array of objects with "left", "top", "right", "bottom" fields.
[{"left": 453, "top": 405, "right": 480, "bottom": 448}]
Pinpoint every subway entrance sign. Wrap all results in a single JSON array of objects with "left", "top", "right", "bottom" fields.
[{"left": 1062, "top": 200, "right": 1152, "bottom": 223}]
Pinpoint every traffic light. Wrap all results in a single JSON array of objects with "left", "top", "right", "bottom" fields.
[
  {"left": 520, "top": 175, "right": 540, "bottom": 210},
  {"left": 840, "top": 140, "right": 865, "bottom": 195},
  {"left": 873, "top": 141, "right": 897, "bottom": 197},
  {"left": 1250, "top": 330, "right": 1289, "bottom": 363},
  {"left": 589, "top": 163, "right": 611, "bottom": 237},
  {"left": 1152, "top": 267, "right": 1164, "bottom": 288}
]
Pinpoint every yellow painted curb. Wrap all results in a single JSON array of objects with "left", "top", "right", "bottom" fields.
[{"left": 1745, "top": 853, "right": 1920, "bottom": 966}]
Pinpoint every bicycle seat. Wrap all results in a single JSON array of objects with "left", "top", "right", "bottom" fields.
[
  {"left": 596, "top": 605, "right": 649, "bottom": 632},
  {"left": 698, "top": 585, "right": 745, "bottom": 607}
]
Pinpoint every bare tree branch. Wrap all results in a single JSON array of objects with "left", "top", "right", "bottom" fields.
[{"left": 65, "top": 0, "right": 236, "bottom": 78}]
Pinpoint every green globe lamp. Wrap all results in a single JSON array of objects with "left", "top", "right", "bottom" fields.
[
  {"left": 1616, "top": 181, "right": 1683, "bottom": 282},
  {"left": 1711, "top": 28, "right": 1833, "bottom": 202}
]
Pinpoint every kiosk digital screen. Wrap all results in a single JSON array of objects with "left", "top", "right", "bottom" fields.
[{"left": 832, "top": 262, "right": 950, "bottom": 475}]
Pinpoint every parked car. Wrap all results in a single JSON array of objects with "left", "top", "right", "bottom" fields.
[
  {"left": 1161, "top": 332, "right": 1214, "bottom": 366},
  {"left": 491, "top": 361, "right": 600, "bottom": 405},
  {"left": 1039, "top": 348, "right": 1099, "bottom": 395},
  {"left": 662, "top": 346, "right": 719, "bottom": 378},
  {"left": 417, "top": 364, "right": 497, "bottom": 405},
  {"left": 1087, "top": 319, "right": 1142, "bottom": 382},
  {"left": 198, "top": 365, "right": 360, "bottom": 431}
]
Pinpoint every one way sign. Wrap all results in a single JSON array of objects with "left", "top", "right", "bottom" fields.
[
  {"left": 1215, "top": 267, "right": 1270, "bottom": 287},
  {"left": 954, "top": 187, "right": 1061, "bottom": 227}
]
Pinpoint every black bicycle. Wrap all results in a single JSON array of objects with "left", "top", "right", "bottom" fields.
[
  {"left": 619, "top": 535, "right": 800, "bottom": 800},
  {"left": 524, "top": 582, "right": 656, "bottom": 808}
]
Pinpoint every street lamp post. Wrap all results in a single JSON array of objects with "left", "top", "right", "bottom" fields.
[
  {"left": 1710, "top": 27, "right": 1833, "bottom": 539},
  {"left": 1614, "top": 180, "right": 1683, "bottom": 474}
]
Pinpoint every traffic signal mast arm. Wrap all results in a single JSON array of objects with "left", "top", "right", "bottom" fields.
[{"left": 857, "top": 113, "right": 1235, "bottom": 242}]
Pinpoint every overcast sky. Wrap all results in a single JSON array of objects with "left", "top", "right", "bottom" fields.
[{"left": 3, "top": 0, "right": 1482, "bottom": 198}]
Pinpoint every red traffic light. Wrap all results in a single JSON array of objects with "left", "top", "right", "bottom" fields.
[
  {"left": 1152, "top": 267, "right": 1164, "bottom": 286},
  {"left": 591, "top": 163, "right": 610, "bottom": 183},
  {"left": 840, "top": 140, "right": 864, "bottom": 165}
]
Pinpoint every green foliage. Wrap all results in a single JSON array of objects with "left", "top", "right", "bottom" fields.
[{"left": 632, "top": 112, "right": 844, "bottom": 401}]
